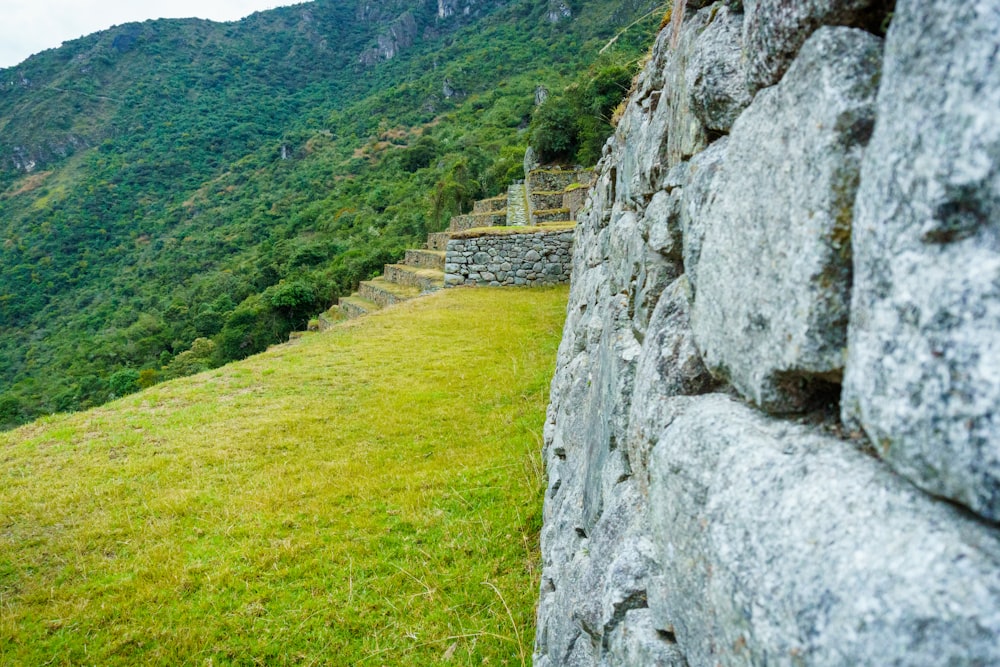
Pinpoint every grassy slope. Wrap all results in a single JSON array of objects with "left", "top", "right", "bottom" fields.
[{"left": 0, "top": 286, "right": 568, "bottom": 666}]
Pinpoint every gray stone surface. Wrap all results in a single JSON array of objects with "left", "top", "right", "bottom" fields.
[
  {"left": 685, "top": 5, "right": 751, "bottom": 133},
  {"left": 679, "top": 137, "right": 727, "bottom": 291},
  {"left": 649, "top": 394, "right": 1000, "bottom": 667},
  {"left": 537, "top": 6, "right": 1000, "bottom": 666},
  {"left": 691, "top": 27, "right": 881, "bottom": 412},
  {"left": 613, "top": 30, "right": 674, "bottom": 207},
  {"left": 443, "top": 230, "right": 573, "bottom": 287},
  {"left": 843, "top": 0, "right": 1000, "bottom": 522},
  {"left": 742, "top": 0, "right": 894, "bottom": 93},
  {"left": 643, "top": 190, "right": 682, "bottom": 261},
  {"left": 626, "top": 276, "right": 715, "bottom": 493},
  {"left": 605, "top": 610, "right": 688, "bottom": 667},
  {"left": 535, "top": 103, "right": 688, "bottom": 663},
  {"left": 614, "top": 8, "right": 724, "bottom": 207},
  {"left": 662, "top": 8, "right": 710, "bottom": 169}
]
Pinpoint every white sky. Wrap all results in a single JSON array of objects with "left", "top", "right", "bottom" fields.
[{"left": 1, "top": 0, "right": 308, "bottom": 69}]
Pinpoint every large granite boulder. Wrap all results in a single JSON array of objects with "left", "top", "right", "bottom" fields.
[
  {"left": 649, "top": 394, "right": 1000, "bottom": 667},
  {"left": 691, "top": 27, "right": 881, "bottom": 412},
  {"left": 741, "top": 0, "right": 894, "bottom": 92},
  {"left": 843, "top": 0, "right": 1000, "bottom": 521}
]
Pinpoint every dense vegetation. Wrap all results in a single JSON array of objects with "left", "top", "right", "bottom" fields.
[
  {"left": 0, "top": 286, "right": 568, "bottom": 665},
  {"left": 0, "top": 0, "right": 658, "bottom": 426}
]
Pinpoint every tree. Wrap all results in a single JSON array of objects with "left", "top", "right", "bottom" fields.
[{"left": 108, "top": 369, "right": 141, "bottom": 398}]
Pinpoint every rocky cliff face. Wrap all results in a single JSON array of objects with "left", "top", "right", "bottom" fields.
[{"left": 535, "top": 1, "right": 1000, "bottom": 665}]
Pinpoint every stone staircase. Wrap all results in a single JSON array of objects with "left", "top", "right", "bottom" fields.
[
  {"left": 332, "top": 166, "right": 591, "bottom": 320},
  {"left": 506, "top": 183, "right": 529, "bottom": 226},
  {"left": 526, "top": 168, "right": 593, "bottom": 226},
  {"left": 336, "top": 255, "right": 443, "bottom": 318}
]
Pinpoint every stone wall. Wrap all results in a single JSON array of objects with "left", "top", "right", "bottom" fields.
[
  {"left": 526, "top": 168, "right": 593, "bottom": 193},
  {"left": 443, "top": 230, "right": 573, "bottom": 287},
  {"left": 535, "top": 2, "right": 1000, "bottom": 666}
]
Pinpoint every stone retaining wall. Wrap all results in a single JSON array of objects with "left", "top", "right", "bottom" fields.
[
  {"left": 535, "top": 2, "right": 1000, "bottom": 666},
  {"left": 527, "top": 168, "right": 593, "bottom": 193},
  {"left": 448, "top": 212, "right": 506, "bottom": 232},
  {"left": 443, "top": 230, "right": 573, "bottom": 287}
]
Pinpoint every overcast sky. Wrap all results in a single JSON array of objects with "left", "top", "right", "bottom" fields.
[{"left": 1, "top": 0, "right": 308, "bottom": 69}]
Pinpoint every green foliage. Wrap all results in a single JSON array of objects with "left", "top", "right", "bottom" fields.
[
  {"left": 108, "top": 368, "right": 140, "bottom": 398},
  {"left": 163, "top": 337, "right": 216, "bottom": 379},
  {"left": 530, "top": 59, "right": 637, "bottom": 164},
  {"left": 0, "top": 0, "right": 659, "bottom": 425}
]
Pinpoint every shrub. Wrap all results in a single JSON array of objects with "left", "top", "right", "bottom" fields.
[{"left": 109, "top": 369, "right": 141, "bottom": 398}]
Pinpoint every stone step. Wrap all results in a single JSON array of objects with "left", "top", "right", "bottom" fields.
[
  {"left": 357, "top": 277, "right": 421, "bottom": 308},
  {"left": 473, "top": 196, "right": 508, "bottom": 214},
  {"left": 404, "top": 248, "right": 446, "bottom": 271},
  {"left": 448, "top": 212, "right": 507, "bottom": 232},
  {"left": 338, "top": 295, "right": 381, "bottom": 319},
  {"left": 506, "top": 183, "right": 529, "bottom": 227},
  {"left": 383, "top": 264, "right": 445, "bottom": 291},
  {"left": 533, "top": 208, "right": 572, "bottom": 224},
  {"left": 317, "top": 307, "right": 347, "bottom": 329},
  {"left": 427, "top": 232, "right": 454, "bottom": 251}
]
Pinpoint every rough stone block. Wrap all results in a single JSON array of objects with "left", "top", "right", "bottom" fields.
[
  {"left": 742, "top": 0, "right": 894, "bottom": 93},
  {"left": 679, "top": 138, "right": 728, "bottom": 290},
  {"left": 614, "top": 11, "right": 712, "bottom": 206},
  {"left": 644, "top": 190, "right": 682, "bottom": 261},
  {"left": 605, "top": 610, "right": 688, "bottom": 667},
  {"left": 626, "top": 276, "right": 715, "bottom": 492},
  {"left": 685, "top": 4, "right": 751, "bottom": 132},
  {"left": 649, "top": 394, "right": 1000, "bottom": 667},
  {"left": 843, "top": 0, "right": 1000, "bottom": 521},
  {"left": 691, "top": 28, "right": 881, "bottom": 412}
]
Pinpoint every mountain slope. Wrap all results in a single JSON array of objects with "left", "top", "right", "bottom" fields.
[
  {"left": 0, "top": 285, "right": 568, "bottom": 665},
  {"left": 0, "top": 0, "right": 659, "bottom": 425}
]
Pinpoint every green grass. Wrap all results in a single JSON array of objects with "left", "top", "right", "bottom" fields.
[{"left": 0, "top": 286, "right": 569, "bottom": 666}]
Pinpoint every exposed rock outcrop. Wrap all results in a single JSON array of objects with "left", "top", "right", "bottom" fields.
[
  {"left": 357, "top": 11, "right": 418, "bottom": 65},
  {"left": 536, "top": 0, "right": 1000, "bottom": 665}
]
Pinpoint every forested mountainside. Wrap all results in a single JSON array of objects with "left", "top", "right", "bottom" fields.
[{"left": 0, "top": 0, "right": 658, "bottom": 426}]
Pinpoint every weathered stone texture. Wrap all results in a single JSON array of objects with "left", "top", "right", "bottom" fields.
[
  {"left": 691, "top": 27, "right": 881, "bottom": 412},
  {"left": 443, "top": 230, "right": 572, "bottom": 287},
  {"left": 742, "top": 0, "right": 895, "bottom": 93},
  {"left": 626, "top": 276, "right": 715, "bottom": 493},
  {"left": 613, "top": 7, "right": 727, "bottom": 207},
  {"left": 535, "top": 124, "right": 689, "bottom": 664},
  {"left": 684, "top": 5, "right": 751, "bottom": 133},
  {"left": 678, "top": 137, "right": 727, "bottom": 290},
  {"left": 537, "top": 6, "right": 1000, "bottom": 667},
  {"left": 843, "top": 0, "right": 1000, "bottom": 521},
  {"left": 649, "top": 394, "right": 1000, "bottom": 667},
  {"left": 604, "top": 610, "right": 688, "bottom": 667}
]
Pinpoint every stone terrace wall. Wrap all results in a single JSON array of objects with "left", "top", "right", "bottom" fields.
[
  {"left": 443, "top": 230, "right": 573, "bottom": 287},
  {"left": 535, "top": 1, "right": 1000, "bottom": 666}
]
